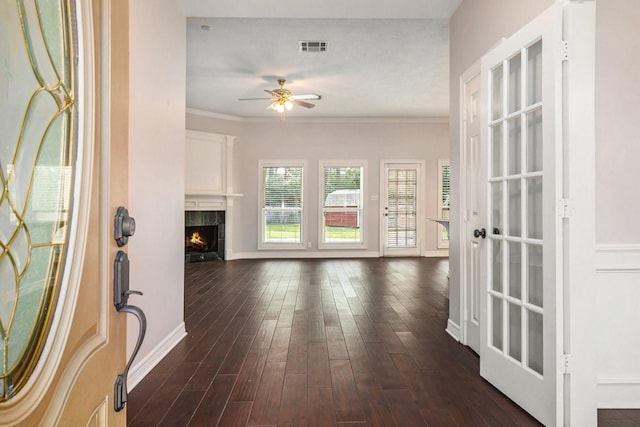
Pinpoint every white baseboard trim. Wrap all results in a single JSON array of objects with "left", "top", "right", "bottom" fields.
[
  {"left": 233, "top": 250, "right": 380, "bottom": 259},
  {"left": 445, "top": 319, "right": 461, "bottom": 342},
  {"left": 597, "top": 378, "right": 640, "bottom": 408},
  {"left": 423, "top": 250, "right": 449, "bottom": 258},
  {"left": 596, "top": 244, "right": 640, "bottom": 272},
  {"left": 128, "top": 322, "right": 187, "bottom": 390}
]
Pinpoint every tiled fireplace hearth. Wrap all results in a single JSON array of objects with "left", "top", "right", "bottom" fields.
[{"left": 185, "top": 211, "right": 225, "bottom": 262}]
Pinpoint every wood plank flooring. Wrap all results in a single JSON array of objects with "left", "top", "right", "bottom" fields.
[{"left": 128, "top": 258, "right": 544, "bottom": 426}]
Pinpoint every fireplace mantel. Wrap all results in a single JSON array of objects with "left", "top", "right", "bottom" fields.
[{"left": 185, "top": 130, "right": 242, "bottom": 211}]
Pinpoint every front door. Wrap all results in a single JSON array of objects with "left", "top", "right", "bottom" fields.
[
  {"left": 462, "top": 68, "right": 482, "bottom": 354},
  {"left": 381, "top": 162, "right": 424, "bottom": 257},
  {"left": 1, "top": 0, "right": 129, "bottom": 424},
  {"left": 479, "top": 5, "right": 562, "bottom": 426}
]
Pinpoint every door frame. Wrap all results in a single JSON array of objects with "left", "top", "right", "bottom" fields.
[
  {"left": 459, "top": 60, "right": 481, "bottom": 349},
  {"left": 379, "top": 160, "right": 426, "bottom": 257}
]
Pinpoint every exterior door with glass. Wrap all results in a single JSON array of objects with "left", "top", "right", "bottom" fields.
[
  {"left": 1, "top": 0, "right": 129, "bottom": 425},
  {"left": 381, "top": 162, "right": 423, "bottom": 257},
  {"left": 479, "top": 5, "right": 562, "bottom": 426}
]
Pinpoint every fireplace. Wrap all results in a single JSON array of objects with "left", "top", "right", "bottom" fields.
[
  {"left": 185, "top": 225, "right": 218, "bottom": 253},
  {"left": 185, "top": 211, "right": 225, "bottom": 262}
]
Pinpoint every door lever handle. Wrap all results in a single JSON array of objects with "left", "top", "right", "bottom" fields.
[{"left": 473, "top": 228, "right": 487, "bottom": 239}]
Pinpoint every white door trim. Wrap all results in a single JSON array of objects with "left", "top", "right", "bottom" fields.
[{"left": 459, "top": 60, "right": 480, "bottom": 349}]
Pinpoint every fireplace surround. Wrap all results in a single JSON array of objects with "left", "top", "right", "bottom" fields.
[{"left": 184, "top": 211, "right": 225, "bottom": 262}]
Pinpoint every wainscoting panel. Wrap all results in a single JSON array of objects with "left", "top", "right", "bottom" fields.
[{"left": 596, "top": 244, "right": 640, "bottom": 408}]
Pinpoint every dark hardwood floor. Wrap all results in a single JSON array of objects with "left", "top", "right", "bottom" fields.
[{"left": 129, "top": 257, "right": 562, "bottom": 426}]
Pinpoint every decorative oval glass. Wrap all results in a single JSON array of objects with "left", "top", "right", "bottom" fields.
[{"left": 1, "top": 0, "right": 77, "bottom": 400}]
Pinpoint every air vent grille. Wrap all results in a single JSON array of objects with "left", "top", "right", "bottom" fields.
[{"left": 299, "top": 41, "right": 327, "bottom": 53}]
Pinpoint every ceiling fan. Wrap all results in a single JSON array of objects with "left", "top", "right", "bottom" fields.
[{"left": 239, "top": 79, "right": 321, "bottom": 113}]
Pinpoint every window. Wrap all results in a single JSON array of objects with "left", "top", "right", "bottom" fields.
[
  {"left": 319, "top": 161, "right": 366, "bottom": 248},
  {"left": 259, "top": 161, "right": 305, "bottom": 249},
  {"left": 438, "top": 159, "right": 450, "bottom": 248}
]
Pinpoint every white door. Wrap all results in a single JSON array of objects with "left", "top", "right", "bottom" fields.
[
  {"left": 462, "top": 69, "right": 482, "bottom": 354},
  {"left": 381, "top": 162, "right": 423, "bottom": 257},
  {"left": 479, "top": 5, "right": 562, "bottom": 426}
]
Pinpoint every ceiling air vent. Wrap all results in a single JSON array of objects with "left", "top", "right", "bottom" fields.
[{"left": 299, "top": 41, "right": 327, "bottom": 53}]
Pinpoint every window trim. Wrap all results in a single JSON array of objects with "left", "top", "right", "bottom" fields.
[
  {"left": 318, "top": 160, "right": 367, "bottom": 250},
  {"left": 437, "top": 159, "right": 450, "bottom": 249},
  {"left": 258, "top": 160, "right": 307, "bottom": 250}
]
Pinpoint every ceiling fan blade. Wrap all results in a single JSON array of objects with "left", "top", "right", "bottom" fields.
[
  {"left": 292, "top": 99, "right": 315, "bottom": 109},
  {"left": 264, "top": 89, "right": 274, "bottom": 96},
  {"left": 291, "top": 94, "right": 321, "bottom": 101},
  {"left": 238, "top": 97, "right": 273, "bottom": 101}
]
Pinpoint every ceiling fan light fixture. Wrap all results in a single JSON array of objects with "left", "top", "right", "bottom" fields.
[
  {"left": 276, "top": 103, "right": 285, "bottom": 113},
  {"left": 284, "top": 100, "right": 293, "bottom": 111}
]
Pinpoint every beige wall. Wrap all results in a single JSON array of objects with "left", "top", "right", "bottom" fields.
[
  {"left": 128, "top": 0, "right": 186, "bottom": 385},
  {"left": 595, "top": 0, "right": 640, "bottom": 243},
  {"left": 187, "top": 113, "right": 450, "bottom": 256}
]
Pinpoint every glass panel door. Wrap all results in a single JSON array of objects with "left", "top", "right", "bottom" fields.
[
  {"left": 480, "top": 5, "right": 561, "bottom": 425},
  {"left": 382, "top": 163, "right": 422, "bottom": 257}
]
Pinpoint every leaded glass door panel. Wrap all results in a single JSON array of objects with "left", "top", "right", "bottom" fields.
[{"left": 1, "top": 0, "right": 128, "bottom": 424}]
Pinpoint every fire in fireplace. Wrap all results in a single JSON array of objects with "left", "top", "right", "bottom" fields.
[{"left": 185, "top": 225, "right": 218, "bottom": 253}]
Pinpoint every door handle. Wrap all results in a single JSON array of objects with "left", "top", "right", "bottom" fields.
[
  {"left": 113, "top": 250, "right": 146, "bottom": 412},
  {"left": 473, "top": 228, "right": 487, "bottom": 239}
]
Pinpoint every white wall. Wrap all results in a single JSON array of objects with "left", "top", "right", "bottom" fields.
[
  {"left": 186, "top": 113, "right": 450, "bottom": 258},
  {"left": 448, "top": 0, "right": 553, "bottom": 327},
  {"left": 128, "top": 0, "right": 186, "bottom": 386},
  {"left": 594, "top": 0, "right": 640, "bottom": 408}
]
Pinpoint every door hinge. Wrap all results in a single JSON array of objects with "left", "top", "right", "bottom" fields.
[
  {"left": 562, "top": 354, "right": 572, "bottom": 374},
  {"left": 560, "top": 40, "right": 569, "bottom": 61},
  {"left": 558, "top": 198, "right": 573, "bottom": 218}
]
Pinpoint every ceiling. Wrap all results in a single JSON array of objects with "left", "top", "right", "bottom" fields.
[{"left": 181, "top": 0, "right": 462, "bottom": 119}]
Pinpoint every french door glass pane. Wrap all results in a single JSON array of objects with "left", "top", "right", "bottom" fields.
[
  {"left": 508, "top": 53, "right": 522, "bottom": 114},
  {"left": 508, "top": 242, "right": 522, "bottom": 299},
  {"left": 527, "top": 109, "right": 543, "bottom": 172},
  {"left": 491, "top": 182, "right": 503, "bottom": 234},
  {"left": 492, "top": 124, "right": 503, "bottom": 177},
  {"left": 492, "top": 240, "right": 503, "bottom": 292},
  {"left": 492, "top": 65, "right": 504, "bottom": 120},
  {"left": 508, "top": 118, "right": 521, "bottom": 175},
  {"left": 528, "top": 310, "right": 544, "bottom": 375},
  {"left": 508, "top": 303, "right": 522, "bottom": 361},
  {"left": 508, "top": 180, "right": 521, "bottom": 236},
  {"left": 527, "top": 245, "right": 543, "bottom": 308},
  {"left": 527, "top": 40, "right": 543, "bottom": 106},
  {"left": 527, "top": 177, "right": 543, "bottom": 239},
  {"left": 492, "top": 296, "right": 503, "bottom": 350}
]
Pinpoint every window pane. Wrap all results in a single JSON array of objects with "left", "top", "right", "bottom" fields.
[
  {"left": 528, "top": 310, "right": 544, "bottom": 375},
  {"left": 508, "top": 179, "right": 521, "bottom": 237},
  {"left": 527, "top": 177, "right": 543, "bottom": 239},
  {"left": 262, "top": 166, "right": 303, "bottom": 244},
  {"left": 491, "top": 182, "right": 502, "bottom": 235},
  {"left": 527, "top": 244, "right": 543, "bottom": 308},
  {"left": 527, "top": 40, "right": 543, "bottom": 106},
  {"left": 491, "top": 124, "right": 503, "bottom": 177},
  {"left": 509, "top": 242, "right": 522, "bottom": 299},
  {"left": 322, "top": 166, "right": 363, "bottom": 244},
  {"left": 492, "top": 296, "right": 503, "bottom": 351},
  {"left": 508, "top": 117, "right": 521, "bottom": 175},
  {"left": 527, "top": 109, "right": 543, "bottom": 172},
  {"left": 492, "top": 65, "right": 504, "bottom": 120},
  {"left": 508, "top": 53, "right": 522, "bottom": 114},
  {"left": 492, "top": 240, "right": 503, "bottom": 293},
  {"left": 508, "top": 303, "right": 522, "bottom": 362}
]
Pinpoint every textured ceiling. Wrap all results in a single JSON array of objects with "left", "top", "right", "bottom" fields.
[{"left": 182, "top": 0, "right": 462, "bottom": 119}]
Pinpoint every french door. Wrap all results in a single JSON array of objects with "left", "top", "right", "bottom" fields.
[
  {"left": 479, "top": 5, "right": 563, "bottom": 426},
  {"left": 381, "top": 162, "right": 423, "bottom": 257}
]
